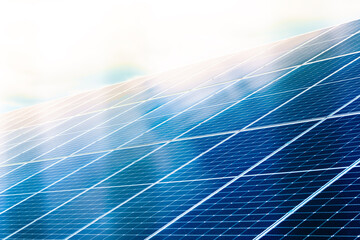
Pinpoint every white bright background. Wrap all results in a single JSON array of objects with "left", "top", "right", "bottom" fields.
[{"left": 0, "top": 0, "right": 359, "bottom": 113}]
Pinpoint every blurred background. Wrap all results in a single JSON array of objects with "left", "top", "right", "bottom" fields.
[{"left": 0, "top": 0, "right": 359, "bottom": 113}]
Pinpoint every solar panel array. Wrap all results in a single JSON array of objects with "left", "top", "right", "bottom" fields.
[{"left": 0, "top": 19, "right": 359, "bottom": 239}]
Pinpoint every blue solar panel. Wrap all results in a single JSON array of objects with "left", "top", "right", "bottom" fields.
[
  {"left": 262, "top": 167, "right": 360, "bottom": 239},
  {"left": 0, "top": 19, "right": 359, "bottom": 239},
  {"left": 0, "top": 190, "right": 82, "bottom": 238},
  {"left": 252, "top": 77, "right": 360, "bottom": 127},
  {"left": 48, "top": 135, "right": 229, "bottom": 191},
  {"left": 249, "top": 114, "right": 360, "bottom": 175},
  {"left": 313, "top": 33, "right": 360, "bottom": 61},
  {"left": 151, "top": 169, "right": 342, "bottom": 239},
  {"left": 338, "top": 97, "right": 360, "bottom": 114},
  {"left": 13, "top": 179, "right": 230, "bottom": 239},
  {"left": 166, "top": 122, "right": 313, "bottom": 181},
  {"left": 251, "top": 54, "right": 360, "bottom": 97},
  {"left": 131, "top": 89, "right": 302, "bottom": 143}
]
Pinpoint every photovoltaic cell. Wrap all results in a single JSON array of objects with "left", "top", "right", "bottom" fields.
[
  {"left": 0, "top": 19, "right": 359, "bottom": 239},
  {"left": 263, "top": 167, "right": 360, "bottom": 240}
]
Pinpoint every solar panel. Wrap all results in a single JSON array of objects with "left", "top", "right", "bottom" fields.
[{"left": 0, "top": 19, "right": 359, "bottom": 239}]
